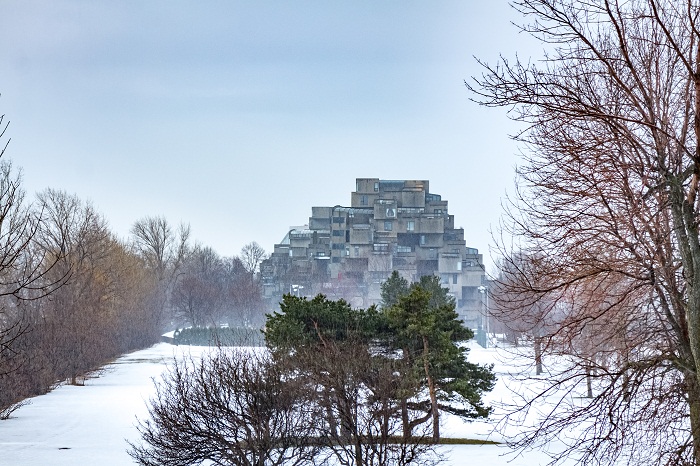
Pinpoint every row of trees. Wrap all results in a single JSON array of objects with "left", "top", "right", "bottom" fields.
[
  {"left": 0, "top": 179, "right": 163, "bottom": 416},
  {"left": 130, "top": 216, "right": 268, "bottom": 329},
  {"left": 471, "top": 0, "right": 700, "bottom": 465},
  {"left": 170, "top": 243, "right": 266, "bottom": 328},
  {"left": 130, "top": 274, "right": 496, "bottom": 466},
  {"left": 0, "top": 121, "right": 268, "bottom": 415}
]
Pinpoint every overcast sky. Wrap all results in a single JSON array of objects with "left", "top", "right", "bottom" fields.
[{"left": 0, "top": 1, "right": 540, "bottom": 271}]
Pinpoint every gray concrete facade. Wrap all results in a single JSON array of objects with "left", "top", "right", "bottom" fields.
[{"left": 260, "top": 178, "right": 487, "bottom": 328}]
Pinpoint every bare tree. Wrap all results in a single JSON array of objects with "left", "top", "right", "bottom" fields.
[
  {"left": 291, "top": 337, "right": 441, "bottom": 466},
  {"left": 0, "top": 306, "right": 32, "bottom": 419},
  {"left": 222, "top": 253, "right": 265, "bottom": 327},
  {"left": 0, "top": 115, "right": 68, "bottom": 417},
  {"left": 36, "top": 189, "right": 119, "bottom": 385},
  {"left": 1, "top": 188, "right": 167, "bottom": 414},
  {"left": 102, "top": 236, "right": 164, "bottom": 351},
  {"left": 471, "top": 1, "right": 700, "bottom": 464},
  {"left": 129, "top": 347, "right": 321, "bottom": 466},
  {"left": 490, "top": 252, "right": 555, "bottom": 374},
  {"left": 170, "top": 245, "right": 226, "bottom": 328},
  {"left": 131, "top": 216, "right": 190, "bottom": 327},
  {"left": 240, "top": 241, "right": 267, "bottom": 276},
  {"left": 131, "top": 217, "right": 189, "bottom": 281}
]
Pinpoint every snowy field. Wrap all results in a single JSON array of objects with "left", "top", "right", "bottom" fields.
[{"left": 0, "top": 342, "right": 580, "bottom": 466}]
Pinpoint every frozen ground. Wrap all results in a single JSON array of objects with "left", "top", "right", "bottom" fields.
[{"left": 0, "top": 342, "right": 579, "bottom": 466}]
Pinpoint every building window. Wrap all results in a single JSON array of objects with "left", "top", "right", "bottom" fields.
[
  {"left": 386, "top": 208, "right": 396, "bottom": 218},
  {"left": 354, "top": 246, "right": 360, "bottom": 256},
  {"left": 420, "top": 235, "right": 426, "bottom": 245},
  {"left": 345, "top": 248, "right": 350, "bottom": 256},
  {"left": 453, "top": 274, "right": 458, "bottom": 284},
  {"left": 373, "top": 243, "right": 389, "bottom": 252},
  {"left": 374, "top": 181, "right": 379, "bottom": 192},
  {"left": 407, "top": 220, "right": 415, "bottom": 231},
  {"left": 384, "top": 221, "right": 393, "bottom": 231},
  {"left": 457, "top": 261, "right": 462, "bottom": 271},
  {"left": 360, "top": 195, "right": 368, "bottom": 206}
]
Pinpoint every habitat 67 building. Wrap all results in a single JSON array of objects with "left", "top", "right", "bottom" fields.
[{"left": 260, "top": 178, "right": 487, "bottom": 328}]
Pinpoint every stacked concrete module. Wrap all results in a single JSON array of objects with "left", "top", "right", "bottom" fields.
[{"left": 260, "top": 178, "right": 487, "bottom": 328}]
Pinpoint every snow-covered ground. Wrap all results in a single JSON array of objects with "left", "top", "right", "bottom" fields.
[{"left": 0, "top": 342, "right": 579, "bottom": 466}]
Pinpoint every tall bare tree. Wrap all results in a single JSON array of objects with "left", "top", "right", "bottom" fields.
[
  {"left": 131, "top": 216, "right": 190, "bottom": 327},
  {"left": 131, "top": 217, "right": 189, "bottom": 281},
  {"left": 36, "top": 189, "right": 119, "bottom": 384},
  {"left": 490, "top": 253, "right": 554, "bottom": 374},
  {"left": 471, "top": 1, "right": 700, "bottom": 464},
  {"left": 171, "top": 245, "right": 226, "bottom": 328},
  {"left": 239, "top": 241, "right": 267, "bottom": 276},
  {"left": 0, "top": 116, "right": 67, "bottom": 417}
]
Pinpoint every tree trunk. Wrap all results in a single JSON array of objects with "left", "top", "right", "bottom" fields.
[
  {"left": 401, "top": 347, "right": 412, "bottom": 439},
  {"left": 324, "top": 399, "right": 337, "bottom": 438},
  {"left": 670, "top": 180, "right": 700, "bottom": 465},
  {"left": 354, "top": 437, "right": 364, "bottom": 466},
  {"left": 585, "top": 366, "right": 593, "bottom": 398},
  {"left": 687, "top": 372, "right": 700, "bottom": 466},
  {"left": 534, "top": 336, "right": 543, "bottom": 376},
  {"left": 422, "top": 335, "right": 439, "bottom": 442},
  {"left": 401, "top": 398, "right": 411, "bottom": 439},
  {"left": 380, "top": 397, "right": 389, "bottom": 444}
]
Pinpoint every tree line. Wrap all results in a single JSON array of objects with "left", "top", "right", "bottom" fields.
[
  {"left": 129, "top": 272, "right": 495, "bottom": 466},
  {"left": 0, "top": 128, "right": 267, "bottom": 417}
]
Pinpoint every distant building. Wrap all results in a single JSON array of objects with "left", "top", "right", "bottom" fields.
[{"left": 260, "top": 178, "right": 487, "bottom": 328}]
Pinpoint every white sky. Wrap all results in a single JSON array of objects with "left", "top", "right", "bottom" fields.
[{"left": 0, "top": 1, "right": 540, "bottom": 270}]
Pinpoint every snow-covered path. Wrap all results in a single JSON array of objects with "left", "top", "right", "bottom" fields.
[{"left": 0, "top": 343, "right": 575, "bottom": 466}]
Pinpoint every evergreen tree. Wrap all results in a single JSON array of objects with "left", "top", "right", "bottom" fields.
[
  {"left": 265, "top": 294, "right": 436, "bottom": 465},
  {"left": 384, "top": 276, "right": 495, "bottom": 441},
  {"left": 265, "top": 289, "right": 494, "bottom": 444},
  {"left": 379, "top": 271, "right": 409, "bottom": 309},
  {"left": 265, "top": 294, "right": 381, "bottom": 350},
  {"left": 416, "top": 274, "right": 454, "bottom": 309}
]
